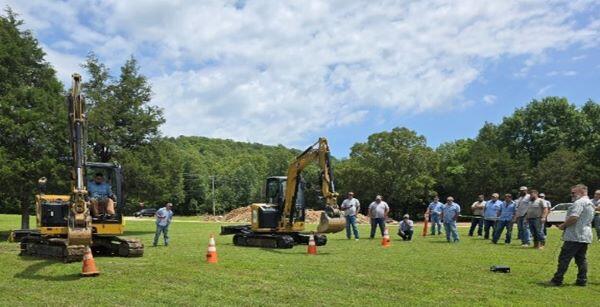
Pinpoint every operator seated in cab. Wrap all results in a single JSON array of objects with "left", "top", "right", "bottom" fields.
[{"left": 88, "top": 172, "right": 115, "bottom": 219}]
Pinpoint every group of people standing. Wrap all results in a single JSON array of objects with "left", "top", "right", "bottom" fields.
[
  {"left": 340, "top": 192, "right": 415, "bottom": 241},
  {"left": 424, "top": 184, "right": 599, "bottom": 287},
  {"left": 466, "top": 187, "right": 551, "bottom": 249},
  {"left": 424, "top": 196, "right": 461, "bottom": 242}
]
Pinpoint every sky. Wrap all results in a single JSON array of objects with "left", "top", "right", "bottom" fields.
[{"left": 4, "top": 0, "right": 600, "bottom": 157}]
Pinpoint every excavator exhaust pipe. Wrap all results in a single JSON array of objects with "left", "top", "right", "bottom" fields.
[{"left": 316, "top": 212, "right": 346, "bottom": 233}]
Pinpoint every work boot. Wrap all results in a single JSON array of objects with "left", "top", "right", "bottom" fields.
[
  {"left": 547, "top": 279, "right": 563, "bottom": 287},
  {"left": 575, "top": 279, "right": 587, "bottom": 287}
]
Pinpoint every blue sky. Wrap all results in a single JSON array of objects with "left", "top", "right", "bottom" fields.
[{"left": 4, "top": 1, "right": 600, "bottom": 157}]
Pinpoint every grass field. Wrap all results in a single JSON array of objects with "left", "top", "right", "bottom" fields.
[{"left": 1, "top": 214, "right": 599, "bottom": 306}]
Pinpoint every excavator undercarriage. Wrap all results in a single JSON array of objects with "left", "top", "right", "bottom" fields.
[{"left": 19, "top": 232, "right": 143, "bottom": 263}]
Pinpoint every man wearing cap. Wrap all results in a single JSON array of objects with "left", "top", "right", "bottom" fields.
[
  {"left": 591, "top": 190, "right": 600, "bottom": 241},
  {"left": 492, "top": 194, "right": 516, "bottom": 244},
  {"left": 469, "top": 195, "right": 485, "bottom": 237},
  {"left": 425, "top": 196, "right": 444, "bottom": 235},
  {"left": 483, "top": 193, "right": 502, "bottom": 240},
  {"left": 368, "top": 195, "right": 389, "bottom": 239},
  {"left": 514, "top": 186, "right": 532, "bottom": 246},
  {"left": 441, "top": 196, "right": 461, "bottom": 243},
  {"left": 398, "top": 214, "right": 414, "bottom": 241},
  {"left": 540, "top": 193, "right": 552, "bottom": 236},
  {"left": 153, "top": 203, "right": 174, "bottom": 247},
  {"left": 549, "top": 184, "right": 595, "bottom": 287},
  {"left": 341, "top": 192, "right": 360, "bottom": 240},
  {"left": 527, "top": 190, "right": 548, "bottom": 249}
]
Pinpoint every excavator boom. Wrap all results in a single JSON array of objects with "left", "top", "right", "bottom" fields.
[{"left": 66, "top": 73, "right": 92, "bottom": 246}]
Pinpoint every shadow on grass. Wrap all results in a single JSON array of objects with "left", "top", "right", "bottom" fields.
[
  {"left": 259, "top": 248, "right": 331, "bottom": 255},
  {"left": 123, "top": 230, "right": 156, "bottom": 236},
  {"left": 0, "top": 231, "right": 11, "bottom": 241},
  {"left": 14, "top": 259, "right": 81, "bottom": 281}
]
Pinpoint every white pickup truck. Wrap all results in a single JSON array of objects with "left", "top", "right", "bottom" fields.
[{"left": 546, "top": 203, "right": 572, "bottom": 227}]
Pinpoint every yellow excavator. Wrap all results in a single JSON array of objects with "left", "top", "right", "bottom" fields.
[
  {"left": 17, "top": 74, "right": 143, "bottom": 262},
  {"left": 221, "top": 137, "right": 346, "bottom": 248}
]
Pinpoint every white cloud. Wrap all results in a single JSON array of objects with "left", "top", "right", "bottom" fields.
[
  {"left": 3, "top": 0, "right": 599, "bottom": 145},
  {"left": 483, "top": 95, "right": 497, "bottom": 105},
  {"left": 537, "top": 85, "right": 554, "bottom": 96},
  {"left": 546, "top": 70, "right": 578, "bottom": 77}
]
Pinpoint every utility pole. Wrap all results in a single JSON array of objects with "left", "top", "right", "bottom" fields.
[{"left": 211, "top": 175, "right": 216, "bottom": 216}]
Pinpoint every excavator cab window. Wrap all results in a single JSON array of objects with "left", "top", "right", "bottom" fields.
[
  {"left": 266, "top": 177, "right": 286, "bottom": 208},
  {"left": 86, "top": 163, "right": 124, "bottom": 222}
]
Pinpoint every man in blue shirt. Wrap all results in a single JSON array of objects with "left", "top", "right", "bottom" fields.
[
  {"left": 441, "top": 196, "right": 461, "bottom": 243},
  {"left": 153, "top": 203, "right": 174, "bottom": 247},
  {"left": 492, "top": 194, "right": 516, "bottom": 244},
  {"left": 87, "top": 173, "right": 115, "bottom": 219},
  {"left": 483, "top": 193, "right": 502, "bottom": 240},
  {"left": 425, "top": 196, "right": 444, "bottom": 235}
]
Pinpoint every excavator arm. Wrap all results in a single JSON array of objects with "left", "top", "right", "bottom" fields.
[
  {"left": 67, "top": 73, "right": 92, "bottom": 246},
  {"left": 282, "top": 138, "right": 345, "bottom": 233}
]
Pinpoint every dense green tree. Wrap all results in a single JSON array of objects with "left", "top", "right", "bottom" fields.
[
  {"left": 533, "top": 148, "right": 584, "bottom": 203},
  {"left": 497, "top": 97, "right": 588, "bottom": 166},
  {"left": 83, "top": 53, "right": 164, "bottom": 159},
  {"left": 337, "top": 127, "right": 438, "bottom": 218},
  {"left": 0, "top": 9, "right": 70, "bottom": 228}
]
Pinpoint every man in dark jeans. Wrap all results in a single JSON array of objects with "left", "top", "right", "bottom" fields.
[
  {"left": 492, "top": 194, "right": 516, "bottom": 244},
  {"left": 550, "top": 184, "right": 595, "bottom": 286},
  {"left": 526, "top": 190, "right": 548, "bottom": 249},
  {"left": 469, "top": 195, "right": 485, "bottom": 236},
  {"left": 483, "top": 193, "right": 502, "bottom": 240},
  {"left": 368, "top": 195, "right": 389, "bottom": 239}
]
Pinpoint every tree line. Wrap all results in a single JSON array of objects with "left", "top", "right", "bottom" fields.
[{"left": 1, "top": 10, "right": 599, "bottom": 223}]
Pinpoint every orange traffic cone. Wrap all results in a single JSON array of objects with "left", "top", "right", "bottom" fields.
[
  {"left": 307, "top": 233, "right": 317, "bottom": 255},
  {"left": 206, "top": 234, "right": 218, "bottom": 263},
  {"left": 81, "top": 247, "right": 100, "bottom": 277},
  {"left": 381, "top": 228, "right": 391, "bottom": 247}
]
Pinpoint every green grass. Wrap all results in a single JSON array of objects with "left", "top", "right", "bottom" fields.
[{"left": 1, "top": 214, "right": 599, "bottom": 306}]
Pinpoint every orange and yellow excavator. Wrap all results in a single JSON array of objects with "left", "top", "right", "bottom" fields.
[
  {"left": 221, "top": 137, "right": 346, "bottom": 248},
  {"left": 17, "top": 74, "right": 143, "bottom": 262}
]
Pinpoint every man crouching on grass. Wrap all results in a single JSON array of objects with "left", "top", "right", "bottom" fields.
[{"left": 549, "top": 184, "right": 594, "bottom": 287}]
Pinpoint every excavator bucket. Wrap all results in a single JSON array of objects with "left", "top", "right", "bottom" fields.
[
  {"left": 68, "top": 227, "right": 92, "bottom": 246},
  {"left": 316, "top": 212, "right": 346, "bottom": 233}
]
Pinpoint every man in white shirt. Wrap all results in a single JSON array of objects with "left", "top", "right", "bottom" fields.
[
  {"left": 341, "top": 192, "right": 360, "bottom": 240},
  {"left": 368, "top": 195, "right": 389, "bottom": 239},
  {"left": 549, "top": 184, "right": 595, "bottom": 287}
]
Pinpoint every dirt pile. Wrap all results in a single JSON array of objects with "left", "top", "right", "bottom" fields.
[
  {"left": 219, "top": 205, "right": 371, "bottom": 224},
  {"left": 223, "top": 206, "right": 252, "bottom": 222}
]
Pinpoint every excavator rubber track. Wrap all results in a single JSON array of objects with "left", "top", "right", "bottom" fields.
[
  {"left": 224, "top": 225, "right": 327, "bottom": 248},
  {"left": 20, "top": 235, "right": 87, "bottom": 263},
  {"left": 19, "top": 235, "right": 143, "bottom": 262}
]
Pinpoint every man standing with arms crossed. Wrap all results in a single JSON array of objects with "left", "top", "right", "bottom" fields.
[
  {"left": 153, "top": 203, "right": 174, "bottom": 247},
  {"left": 468, "top": 195, "right": 485, "bottom": 237},
  {"left": 425, "top": 196, "right": 444, "bottom": 235},
  {"left": 527, "top": 190, "right": 549, "bottom": 249},
  {"left": 341, "top": 192, "right": 360, "bottom": 240},
  {"left": 549, "top": 184, "right": 595, "bottom": 287},
  {"left": 368, "top": 195, "right": 389, "bottom": 239},
  {"left": 442, "top": 196, "right": 461, "bottom": 243},
  {"left": 483, "top": 193, "right": 502, "bottom": 240},
  {"left": 492, "top": 194, "right": 516, "bottom": 244},
  {"left": 514, "top": 186, "right": 531, "bottom": 247}
]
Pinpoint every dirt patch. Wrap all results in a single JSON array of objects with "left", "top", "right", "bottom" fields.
[{"left": 216, "top": 205, "right": 372, "bottom": 224}]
